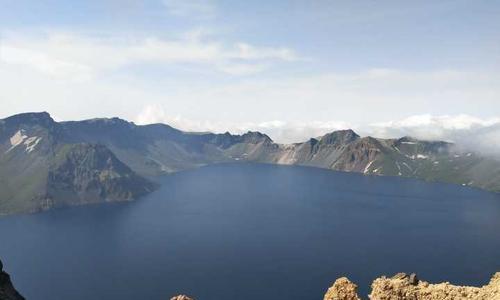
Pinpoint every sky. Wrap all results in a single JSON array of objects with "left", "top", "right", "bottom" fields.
[{"left": 1, "top": 0, "right": 500, "bottom": 150}]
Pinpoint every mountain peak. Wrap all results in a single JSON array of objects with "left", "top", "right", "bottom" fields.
[
  {"left": 2, "top": 111, "right": 54, "bottom": 126},
  {"left": 398, "top": 136, "right": 418, "bottom": 143},
  {"left": 320, "top": 129, "right": 360, "bottom": 145},
  {"left": 241, "top": 131, "right": 273, "bottom": 143}
]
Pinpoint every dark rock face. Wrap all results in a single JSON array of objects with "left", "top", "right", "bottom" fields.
[
  {"left": 0, "top": 260, "right": 25, "bottom": 300},
  {"left": 0, "top": 113, "right": 158, "bottom": 215},
  {"left": 45, "top": 143, "right": 158, "bottom": 209}
]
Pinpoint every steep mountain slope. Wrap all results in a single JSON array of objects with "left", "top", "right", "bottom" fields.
[
  {"left": 61, "top": 118, "right": 232, "bottom": 176},
  {"left": 0, "top": 113, "right": 156, "bottom": 215}
]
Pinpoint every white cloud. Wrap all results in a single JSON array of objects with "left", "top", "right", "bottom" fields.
[
  {"left": 135, "top": 104, "right": 353, "bottom": 143},
  {"left": 135, "top": 105, "right": 500, "bottom": 156},
  {"left": 163, "top": 0, "right": 216, "bottom": 19},
  {"left": 369, "top": 114, "right": 500, "bottom": 156},
  {"left": 370, "top": 114, "right": 500, "bottom": 138},
  {"left": 0, "top": 30, "right": 299, "bottom": 80}
]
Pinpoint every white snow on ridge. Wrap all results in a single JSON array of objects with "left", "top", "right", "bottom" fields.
[
  {"left": 396, "top": 162, "right": 402, "bottom": 176},
  {"left": 6, "top": 130, "right": 43, "bottom": 154},
  {"left": 402, "top": 162, "right": 412, "bottom": 171},
  {"left": 6, "top": 130, "right": 28, "bottom": 153},
  {"left": 364, "top": 160, "right": 375, "bottom": 174},
  {"left": 408, "top": 154, "right": 429, "bottom": 160},
  {"left": 24, "top": 136, "right": 42, "bottom": 153},
  {"left": 401, "top": 142, "right": 417, "bottom": 145}
]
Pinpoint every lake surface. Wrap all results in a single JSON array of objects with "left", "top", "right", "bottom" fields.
[{"left": 1, "top": 163, "right": 500, "bottom": 299}]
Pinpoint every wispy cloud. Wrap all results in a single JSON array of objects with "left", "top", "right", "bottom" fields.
[
  {"left": 162, "top": 0, "right": 216, "bottom": 19},
  {"left": 0, "top": 30, "right": 299, "bottom": 80}
]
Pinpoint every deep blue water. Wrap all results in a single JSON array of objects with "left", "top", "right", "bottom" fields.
[{"left": 1, "top": 163, "right": 500, "bottom": 300}]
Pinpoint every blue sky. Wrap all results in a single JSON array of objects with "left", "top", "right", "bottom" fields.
[{"left": 1, "top": 0, "right": 500, "bottom": 145}]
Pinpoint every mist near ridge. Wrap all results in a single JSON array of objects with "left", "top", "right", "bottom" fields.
[{"left": 134, "top": 110, "right": 500, "bottom": 158}]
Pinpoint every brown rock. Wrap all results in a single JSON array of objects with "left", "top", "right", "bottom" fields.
[
  {"left": 409, "top": 273, "right": 419, "bottom": 286},
  {"left": 170, "top": 295, "right": 194, "bottom": 300},
  {"left": 323, "top": 272, "right": 500, "bottom": 300},
  {"left": 324, "top": 277, "right": 361, "bottom": 300},
  {"left": 369, "top": 272, "right": 500, "bottom": 300}
]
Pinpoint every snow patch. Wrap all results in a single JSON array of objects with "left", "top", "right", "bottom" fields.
[
  {"left": 24, "top": 136, "right": 42, "bottom": 153},
  {"left": 402, "top": 162, "right": 412, "bottom": 171},
  {"left": 6, "top": 130, "right": 28, "bottom": 153},
  {"left": 416, "top": 154, "right": 428, "bottom": 159},
  {"left": 401, "top": 142, "right": 417, "bottom": 145},
  {"left": 364, "top": 160, "right": 374, "bottom": 174},
  {"left": 396, "top": 162, "right": 402, "bottom": 176}
]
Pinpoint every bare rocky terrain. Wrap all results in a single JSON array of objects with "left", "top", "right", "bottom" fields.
[
  {"left": 324, "top": 272, "right": 500, "bottom": 300},
  {"left": 168, "top": 272, "right": 500, "bottom": 300}
]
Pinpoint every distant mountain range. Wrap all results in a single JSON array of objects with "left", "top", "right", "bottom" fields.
[{"left": 1, "top": 112, "right": 499, "bottom": 215}]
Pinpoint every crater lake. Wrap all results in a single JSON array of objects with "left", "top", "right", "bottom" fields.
[{"left": 1, "top": 163, "right": 500, "bottom": 299}]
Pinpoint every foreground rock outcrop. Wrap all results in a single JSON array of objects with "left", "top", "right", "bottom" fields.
[
  {"left": 324, "top": 277, "right": 361, "bottom": 300},
  {"left": 0, "top": 260, "right": 24, "bottom": 300},
  {"left": 324, "top": 272, "right": 500, "bottom": 300},
  {"left": 170, "top": 295, "right": 194, "bottom": 300},
  {"left": 170, "top": 272, "right": 500, "bottom": 300}
]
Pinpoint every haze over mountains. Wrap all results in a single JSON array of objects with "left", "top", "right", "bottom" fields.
[{"left": 1, "top": 112, "right": 500, "bottom": 215}]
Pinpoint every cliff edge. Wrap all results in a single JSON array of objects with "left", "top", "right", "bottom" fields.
[{"left": 0, "top": 260, "right": 24, "bottom": 300}]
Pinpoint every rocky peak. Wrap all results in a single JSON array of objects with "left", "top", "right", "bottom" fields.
[
  {"left": 320, "top": 129, "right": 360, "bottom": 146},
  {"left": 398, "top": 136, "right": 418, "bottom": 143},
  {"left": 3, "top": 111, "right": 53, "bottom": 124},
  {"left": 1, "top": 112, "right": 56, "bottom": 130},
  {"left": 240, "top": 131, "right": 273, "bottom": 144}
]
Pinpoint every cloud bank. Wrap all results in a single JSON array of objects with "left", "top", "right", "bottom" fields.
[{"left": 136, "top": 105, "right": 500, "bottom": 156}]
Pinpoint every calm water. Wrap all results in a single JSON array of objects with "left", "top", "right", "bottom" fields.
[{"left": 1, "top": 163, "right": 500, "bottom": 299}]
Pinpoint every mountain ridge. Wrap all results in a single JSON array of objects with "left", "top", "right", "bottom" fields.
[{"left": 1, "top": 112, "right": 499, "bottom": 215}]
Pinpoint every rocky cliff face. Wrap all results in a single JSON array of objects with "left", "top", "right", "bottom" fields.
[
  {"left": 0, "top": 113, "right": 157, "bottom": 215},
  {"left": 0, "top": 260, "right": 24, "bottom": 300},
  {"left": 324, "top": 272, "right": 500, "bottom": 300}
]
